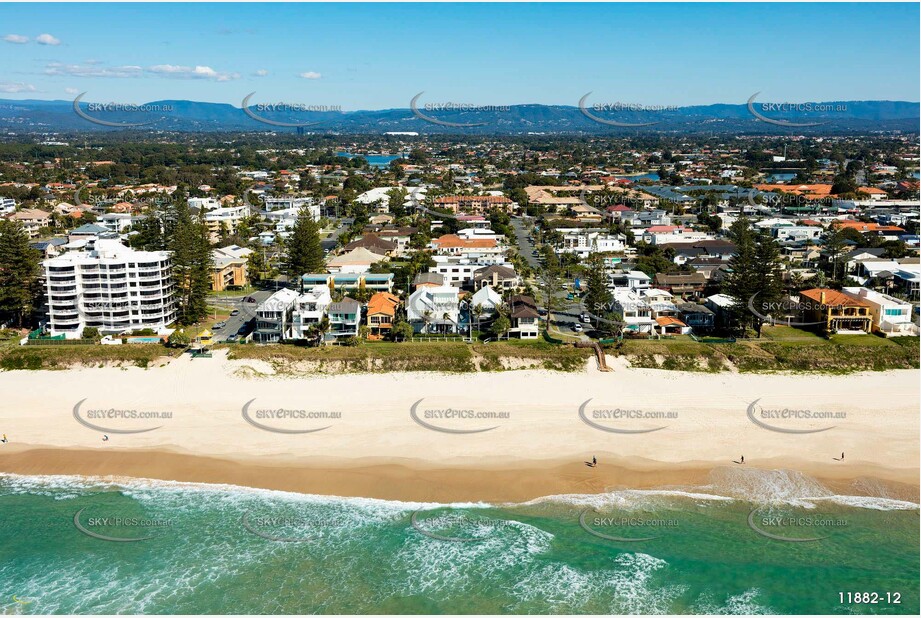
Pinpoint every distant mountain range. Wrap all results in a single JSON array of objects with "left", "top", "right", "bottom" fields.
[{"left": 1, "top": 98, "right": 918, "bottom": 134}]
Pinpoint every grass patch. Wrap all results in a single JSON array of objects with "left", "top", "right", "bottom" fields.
[{"left": 0, "top": 343, "right": 178, "bottom": 371}]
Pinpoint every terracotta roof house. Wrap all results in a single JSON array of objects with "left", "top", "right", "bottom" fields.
[
  {"left": 366, "top": 292, "right": 401, "bottom": 339},
  {"left": 799, "top": 288, "right": 872, "bottom": 334}
]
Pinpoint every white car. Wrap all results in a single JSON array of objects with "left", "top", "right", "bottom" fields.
[{"left": 573, "top": 323, "right": 584, "bottom": 332}]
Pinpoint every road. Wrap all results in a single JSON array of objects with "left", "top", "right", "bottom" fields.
[
  {"left": 510, "top": 216, "right": 542, "bottom": 269},
  {"left": 210, "top": 289, "right": 273, "bottom": 342},
  {"left": 322, "top": 217, "right": 353, "bottom": 253}
]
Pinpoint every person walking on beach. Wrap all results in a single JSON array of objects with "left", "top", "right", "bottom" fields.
[
  {"left": 592, "top": 456, "right": 597, "bottom": 466},
  {"left": 1, "top": 433, "right": 6, "bottom": 444},
  {"left": 740, "top": 455, "right": 744, "bottom": 464}
]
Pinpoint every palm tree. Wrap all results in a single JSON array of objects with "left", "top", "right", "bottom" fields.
[{"left": 472, "top": 303, "right": 484, "bottom": 338}]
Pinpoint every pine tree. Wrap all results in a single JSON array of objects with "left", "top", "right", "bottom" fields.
[
  {"left": 0, "top": 220, "right": 41, "bottom": 328},
  {"left": 583, "top": 253, "right": 616, "bottom": 332},
  {"left": 169, "top": 202, "right": 213, "bottom": 325},
  {"left": 286, "top": 208, "right": 325, "bottom": 287},
  {"left": 722, "top": 218, "right": 759, "bottom": 336},
  {"left": 751, "top": 230, "right": 783, "bottom": 337}
]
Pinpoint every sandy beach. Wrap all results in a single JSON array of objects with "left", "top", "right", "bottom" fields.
[{"left": 1, "top": 351, "right": 918, "bottom": 502}]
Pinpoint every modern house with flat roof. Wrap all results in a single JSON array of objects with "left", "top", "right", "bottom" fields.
[
  {"left": 290, "top": 285, "right": 333, "bottom": 340},
  {"left": 300, "top": 273, "right": 394, "bottom": 293},
  {"left": 253, "top": 288, "right": 298, "bottom": 343},
  {"left": 842, "top": 287, "right": 918, "bottom": 337},
  {"left": 327, "top": 298, "right": 362, "bottom": 339}
]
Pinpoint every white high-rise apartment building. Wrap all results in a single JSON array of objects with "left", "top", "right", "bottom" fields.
[{"left": 43, "top": 239, "right": 176, "bottom": 338}]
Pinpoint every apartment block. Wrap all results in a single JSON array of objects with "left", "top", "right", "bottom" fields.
[{"left": 43, "top": 239, "right": 176, "bottom": 339}]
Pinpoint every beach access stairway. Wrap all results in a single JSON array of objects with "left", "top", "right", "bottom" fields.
[{"left": 574, "top": 340, "right": 612, "bottom": 372}]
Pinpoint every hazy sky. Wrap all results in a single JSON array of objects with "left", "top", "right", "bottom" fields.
[{"left": 1, "top": 2, "right": 918, "bottom": 108}]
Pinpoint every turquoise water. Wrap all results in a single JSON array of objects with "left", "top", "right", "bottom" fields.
[
  {"left": 1, "top": 470, "right": 917, "bottom": 614},
  {"left": 336, "top": 152, "right": 403, "bottom": 168}
]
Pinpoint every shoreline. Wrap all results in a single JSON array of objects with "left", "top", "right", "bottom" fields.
[{"left": 1, "top": 446, "right": 918, "bottom": 504}]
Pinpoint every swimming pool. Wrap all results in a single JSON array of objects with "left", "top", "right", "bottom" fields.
[{"left": 126, "top": 336, "right": 163, "bottom": 343}]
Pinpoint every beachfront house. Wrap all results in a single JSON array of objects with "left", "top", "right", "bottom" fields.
[
  {"left": 508, "top": 294, "right": 540, "bottom": 339},
  {"left": 253, "top": 288, "right": 299, "bottom": 343},
  {"left": 842, "top": 287, "right": 918, "bottom": 337},
  {"left": 798, "top": 288, "right": 872, "bottom": 334},
  {"left": 327, "top": 298, "right": 362, "bottom": 339},
  {"left": 407, "top": 284, "right": 460, "bottom": 334},
  {"left": 366, "top": 292, "right": 401, "bottom": 339},
  {"left": 290, "top": 285, "right": 333, "bottom": 340}
]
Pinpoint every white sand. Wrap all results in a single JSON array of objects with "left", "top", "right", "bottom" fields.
[{"left": 0, "top": 351, "right": 917, "bottom": 487}]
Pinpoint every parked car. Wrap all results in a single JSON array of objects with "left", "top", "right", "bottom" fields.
[
  {"left": 573, "top": 323, "right": 584, "bottom": 332},
  {"left": 226, "top": 335, "right": 239, "bottom": 343},
  {"left": 581, "top": 314, "right": 591, "bottom": 323}
]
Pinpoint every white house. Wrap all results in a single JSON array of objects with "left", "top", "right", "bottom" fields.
[
  {"left": 842, "top": 287, "right": 918, "bottom": 337},
  {"left": 290, "top": 285, "right": 333, "bottom": 339},
  {"left": 612, "top": 289, "right": 655, "bottom": 333},
  {"left": 557, "top": 229, "right": 626, "bottom": 258},
  {"left": 188, "top": 197, "right": 222, "bottom": 210},
  {"left": 263, "top": 196, "right": 320, "bottom": 220},
  {"left": 253, "top": 288, "right": 299, "bottom": 343},
  {"left": 407, "top": 284, "right": 460, "bottom": 334},
  {"left": 470, "top": 285, "right": 503, "bottom": 318}
]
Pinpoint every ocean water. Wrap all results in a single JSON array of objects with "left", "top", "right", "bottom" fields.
[{"left": 1, "top": 469, "right": 917, "bottom": 615}]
